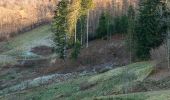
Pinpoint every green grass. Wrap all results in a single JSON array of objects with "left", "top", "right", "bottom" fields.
[
  {"left": 0, "top": 55, "right": 17, "bottom": 67},
  {"left": 1, "top": 25, "right": 52, "bottom": 55},
  {"left": 95, "top": 90, "right": 170, "bottom": 100},
  {"left": 0, "top": 62, "right": 155, "bottom": 100},
  {"left": 0, "top": 25, "right": 52, "bottom": 66}
]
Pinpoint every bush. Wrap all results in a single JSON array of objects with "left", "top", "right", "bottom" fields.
[{"left": 150, "top": 44, "right": 168, "bottom": 69}]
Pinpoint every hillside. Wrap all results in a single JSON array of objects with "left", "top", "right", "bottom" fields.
[
  {"left": 1, "top": 0, "right": 170, "bottom": 100},
  {"left": 0, "top": 25, "right": 130, "bottom": 94},
  {"left": 0, "top": 0, "right": 56, "bottom": 41},
  {"left": 1, "top": 61, "right": 170, "bottom": 100},
  {"left": 0, "top": 0, "right": 138, "bottom": 41},
  {"left": 0, "top": 62, "right": 155, "bottom": 100},
  {"left": 1, "top": 25, "right": 170, "bottom": 100}
]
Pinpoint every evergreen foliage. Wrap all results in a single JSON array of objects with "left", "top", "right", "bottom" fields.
[
  {"left": 71, "top": 40, "right": 81, "bottom": 60},
  {"left": 135, "top": 0, "right": 166, "bottom": 60},
  {"left": 114, "top": 15, "right": 128, "bottom": 34},
  {"left": 96, "top": 12, "right": 110, "bottom": 39},
  {"left": 52, "top": 0, "right": 69, "bottom": 59},
  {"left": 52, "top": 0, "right": 93, "bottom": 60}
]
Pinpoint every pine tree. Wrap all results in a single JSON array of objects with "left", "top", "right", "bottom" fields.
[
  {"left": 120, "top": 15, "right": 128, "bottom": 34},
  {"left": 52, "top": 0, "right": 69, "bottom": 59},
  {"left": 96, "top": 12, "right": 109, "bottom": 39},
  {"left": 135, "top": 0, "right": 165, "bottom": 60}
]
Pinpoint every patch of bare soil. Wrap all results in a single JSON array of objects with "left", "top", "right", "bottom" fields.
[
  {"left": 79, "top": 81, "right": 97, "bottom": 91},
  {"left": 31, "top": 46, "right": 53, "bottom": 56},
  {"left": 41, "top": 35, "right": 130, "bottom": 74},
  {"left": 148, "top": 66, "right": 170, "bottom": 81}
]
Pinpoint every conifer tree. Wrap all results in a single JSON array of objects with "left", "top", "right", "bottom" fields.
[
  {"left": 52, "top": 0, "right": 69, "bottom": 59},
  {"left": 135, "top": 0, "right": 165, "bottom": 60},
  {"left": 96, "top": 12, "right": 110, "bottom": 39}
]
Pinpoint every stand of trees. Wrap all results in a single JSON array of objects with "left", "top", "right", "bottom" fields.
[
  {"left": 53, "top": 0, "right": 169, "bottom": 62},
  {"left": 134, "top": 0, "right": 167, "bottom": 60},
  {"left": 96, "top": 0, "right": 168, "bottom": 61},
  {"left": 52, "top": 0, "right": 93, "bottom": 60},
  {"left": 96, "top": 12, "right": 129, "bottom": 39}
]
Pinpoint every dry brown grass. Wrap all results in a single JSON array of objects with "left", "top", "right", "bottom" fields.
[
  {"left": 39, "top": 35, "right": 129, "bottom": 74},
  {"left": 150, "top": 44, "right": 168, "bottom": 69}
]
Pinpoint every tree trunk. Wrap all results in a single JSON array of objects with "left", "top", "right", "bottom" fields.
[
  {"left": 166, "top": 0, "right": 170, "bottom": 68},
  {"left": 75, "top": 22, "right": 77, "bottom": 43},
  {"left": 86, "top": 10, "right": 89, "bottom": 48}
]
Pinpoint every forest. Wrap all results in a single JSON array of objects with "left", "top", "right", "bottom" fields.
[{"left": 0, "top": 0, "right": 170, "bottom": 100}]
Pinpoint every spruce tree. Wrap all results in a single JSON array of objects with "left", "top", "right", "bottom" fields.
[
  {"left": 52, "top": 0, "right": 69, "bottom": 59},
  {"left": 135, "top": 0, "right": 165, "bottom": 60},
  {"left": 97, "top": 12, "right": 109, "bottom": 39}
]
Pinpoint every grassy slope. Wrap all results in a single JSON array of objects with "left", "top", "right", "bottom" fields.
[
  {"left": 0, "top": 62, "right": 155, "bottom": 100},
  {"left": 96, "top": 90, "right": 170, "bottom": 100},
  {"left": 1, "top": 25, "right": 52, "bottom": 55},
  {"left": 0, "top": 25, "right": 52, "bottom": 66}
]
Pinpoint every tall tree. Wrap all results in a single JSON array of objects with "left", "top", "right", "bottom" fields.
[
  {"left": 52, "top": 0, "right": 69, "bottom": 59},
  {"left": 81, "top": 0, "right": 93, "bottom": 48},
  {"left": 96, "top": 12, "right": 110, "bottom": 39},
  {"left": 127, "top": 5, "right": 135, "bottom": 63},
  {"left": 67, "top": 0, "right": 82, "bottom": 43},
  {"left": 164, "top": 0, "right": 170, "bottom": 68},
  {"left": 135, "top": 0, "right": 165, "bottom": 60}
]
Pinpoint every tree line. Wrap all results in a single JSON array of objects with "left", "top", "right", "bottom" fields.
[
  {"left": 52, "top": 0, "right": 93, "bottom": 60},
  {"left": 53, "top": 0, "right": 170, "bottom": 62}
]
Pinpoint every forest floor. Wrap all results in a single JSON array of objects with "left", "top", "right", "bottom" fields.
[{"left": 0, "top": 25, "right": 170, "bottom": 100}]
